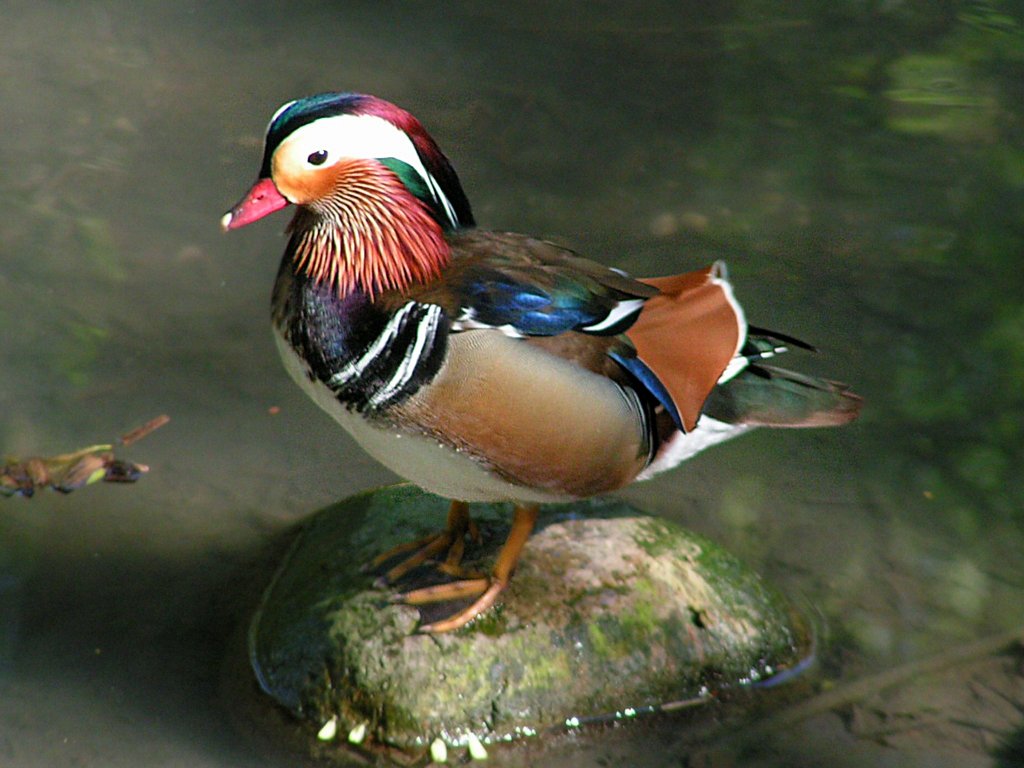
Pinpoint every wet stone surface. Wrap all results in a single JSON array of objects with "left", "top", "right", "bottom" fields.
[{"left": 248, "top": 485, "right": 808, "bottom": 754}]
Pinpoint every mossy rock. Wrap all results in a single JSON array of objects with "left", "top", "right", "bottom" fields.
[{"left": 249, "top": 485, "right": 807, "bottom": 754}]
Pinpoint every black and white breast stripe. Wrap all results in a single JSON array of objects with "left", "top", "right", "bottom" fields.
[{"left": 310, "top": 300, "right": 447, "bottom": 413}]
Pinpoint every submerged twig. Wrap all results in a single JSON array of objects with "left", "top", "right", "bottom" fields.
[
  {"left": 119, "top": 414, "right": 170, "bottom": 447},
  {"left": 2, "top": 414, "right": 169, "bottom": 498},
  {"left": 748, "top": 625, "right": 1024, "bottom": 735}
]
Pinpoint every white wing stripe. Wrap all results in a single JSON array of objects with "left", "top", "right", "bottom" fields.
[{"left": 581, "top": 298, "right": 646, "bottom": 333}]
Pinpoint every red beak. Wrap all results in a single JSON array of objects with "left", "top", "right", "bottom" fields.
[{"left": 221, "top": 177, "right": 290, "bottom": 231}]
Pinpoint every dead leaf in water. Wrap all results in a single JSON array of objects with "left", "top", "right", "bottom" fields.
[{"left": 2, "top": 414, "right": 169, "bottom": 497}]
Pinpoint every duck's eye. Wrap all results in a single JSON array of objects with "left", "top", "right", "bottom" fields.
[{"left": 307, "top": 150, "right": 329, "bottom": 166}]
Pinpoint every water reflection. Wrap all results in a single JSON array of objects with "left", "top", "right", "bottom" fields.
[{"left": 1, "top": 1, "right": 1022, "bottom": 766}]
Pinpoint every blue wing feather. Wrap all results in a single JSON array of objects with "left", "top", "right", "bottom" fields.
[{"left": 456, "top": 269, "right": 641, "bottom": 337}]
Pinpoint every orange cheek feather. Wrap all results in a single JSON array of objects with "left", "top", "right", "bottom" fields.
[{"left": 272, "top": 160, "right": 345, "bottom": 205}]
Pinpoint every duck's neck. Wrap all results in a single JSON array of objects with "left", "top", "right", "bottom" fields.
[{"left": 287, "top": 162, "right": 451, "bottom": 299}]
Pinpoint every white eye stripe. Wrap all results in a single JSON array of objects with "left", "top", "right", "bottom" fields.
[
  {"left": 276, "top": 113, "right": 461, "bottom": 226},
  {"left": 280, "top": 114, "right": 425, "bottom": 178}
]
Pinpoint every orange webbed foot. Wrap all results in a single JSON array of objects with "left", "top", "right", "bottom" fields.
[
  {"left": 366, "top": 500, "right": 481, "bottom": 585},
  {"left": 395, "top": 577, "right": 508, "bottom": 633},
  {"left": 384, "top": 503, "right": 539, "bottom": 633}
]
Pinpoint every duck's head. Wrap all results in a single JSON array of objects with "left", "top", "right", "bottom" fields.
[
  {"left": 221, "top": 92, "right": 474, "bottom": 233},
  {"left": 223, "top": 93, "right": 476, "bottom": 297}
]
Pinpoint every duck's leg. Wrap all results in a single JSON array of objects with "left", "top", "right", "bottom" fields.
[
  {"left": 368, "top": 500, "right": 480, "bottom": 584},
  {"left": 396, "top": 503, "right": 539, "bottom": 633}
]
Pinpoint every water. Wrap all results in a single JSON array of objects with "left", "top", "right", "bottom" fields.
[{"left": 1, "top": 1, "right": 1022, "bottom": 765}]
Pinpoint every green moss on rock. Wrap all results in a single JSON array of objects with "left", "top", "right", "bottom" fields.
[{"left": 249, "top": 485, "right": 807, "bottom": 752}]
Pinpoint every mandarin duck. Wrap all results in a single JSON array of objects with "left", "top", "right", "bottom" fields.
[{"left": 223, "top": 93, "right": 861, "bottom": 633}]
